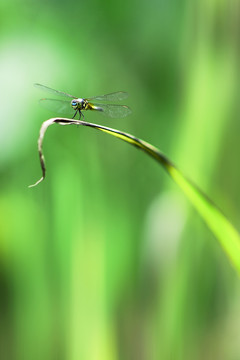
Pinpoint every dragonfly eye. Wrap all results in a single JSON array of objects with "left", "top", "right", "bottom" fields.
[{"left": 71, "top": 100, "right": 77, "bottom": 108}]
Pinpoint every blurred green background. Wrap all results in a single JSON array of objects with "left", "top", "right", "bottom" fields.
[{"left": 1, "top": 0, "right": 240, "bottom": 359}]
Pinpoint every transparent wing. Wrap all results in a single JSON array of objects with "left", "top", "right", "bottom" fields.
[
  {"left": 39, "top": 98, "right": 75, "bottom": 116},
  {"left": 87, "top": 91, "right": 129, "bottom": 102},
  {"left": 92, "top": 103, "right": 131, "bottom": 118},
  {"left": 34, "top": 83, "right": 76, "bottom": 99}
]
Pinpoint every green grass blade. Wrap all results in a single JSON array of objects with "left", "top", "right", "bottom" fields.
[
  {"left": 30, "top": 117, "right": 240, "bottom": 275},
  {"left": 167, "top": 166, "right": 240, "bottom": 272}
]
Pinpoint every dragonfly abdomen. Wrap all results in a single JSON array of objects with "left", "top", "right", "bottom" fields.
[{"left": 86, "top": 103, "right": 104, "bottom": 112}]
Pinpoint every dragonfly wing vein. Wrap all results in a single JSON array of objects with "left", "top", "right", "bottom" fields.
[
  {"left": 35, "top": 83, "right": 76, "bottom": 99},
  {"left": 87, "top": 91, "right": 129, "bottom": 102},
  {"left": 39, "top": 99, "right": 74, "bottom": 116},
  {"left": 92, "top": 103, "right": 131, "bottom": 118}
]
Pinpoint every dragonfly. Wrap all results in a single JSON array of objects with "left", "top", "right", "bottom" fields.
[{"left": 34, "top": 83, "right": 131, "bottom": 120}]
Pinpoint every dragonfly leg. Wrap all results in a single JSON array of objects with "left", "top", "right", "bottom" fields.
[
  {"left": 78, "top": 110, "right": 85, "bottom": 120},
  {"left": 72, "top": 110, "right": 78, "bottom": 119}
]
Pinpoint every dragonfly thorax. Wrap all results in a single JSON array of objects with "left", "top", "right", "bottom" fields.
[{"left": 71, "top": 98, "right": 87, "bottom": 110}]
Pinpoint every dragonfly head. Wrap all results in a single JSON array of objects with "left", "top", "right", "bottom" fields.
[
  {"left": 71, "top": 99, "right": 78, "bottom": 110},
  {"left": 71, "top": 98, "right": 85, "bottom": 110}
]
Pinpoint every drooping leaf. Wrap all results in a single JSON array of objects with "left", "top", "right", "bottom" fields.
[{"left": 29, "top": 118, "right": 240, "bottom": 275}]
